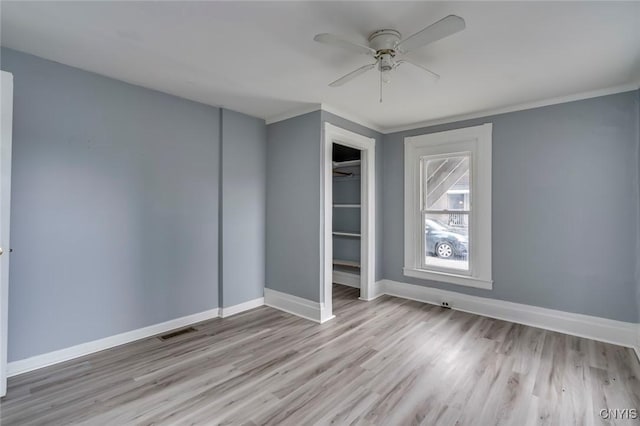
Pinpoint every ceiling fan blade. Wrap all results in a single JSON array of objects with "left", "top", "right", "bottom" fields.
[
  {"left": 314, "top": 33, "right": 377, "bottom": 56},
  {"left": 396, "top": 60, "right": 440, "bottom": 81},
  {"left": 396, "top": 15, "right": 465, "bottom": 53},
  {"left": 329, "top": 63, "right": 377, "bottom": 87}
]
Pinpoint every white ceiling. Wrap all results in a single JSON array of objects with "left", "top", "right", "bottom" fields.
[{"left": 1, "top": 1, "right": 639, "bottom": 132}]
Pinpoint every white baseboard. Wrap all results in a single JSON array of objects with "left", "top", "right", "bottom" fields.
[
  {"left": 10, "top": 283, "right": 636, "bottom": 378},
  {"left": 333, "top": 270, "right": 360, "bottom": 289},
  {"left": 378, "top": 279, "right": 638, "bottom": 350},
  {"left": 359, "top": 280, "right": 385, "bottom": 301},
  {"left": 264, "top": 288, "right": 332, "bottom": 323},
  {"left": 320, "top": 310, "right": 336, "bottom": 323},
  {"left": 7, "top": 308, "right": 220, "bottom": 377},
  {"left": 220, "top": 297, "right": 264, "bottom": 318}
]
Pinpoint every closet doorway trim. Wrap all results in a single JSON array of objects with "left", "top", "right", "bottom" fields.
[{"left": 322, "top": 123, "right": 376, "bottom": 321}]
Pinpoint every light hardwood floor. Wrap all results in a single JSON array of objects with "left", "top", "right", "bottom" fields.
[{"left": 1, "top": 284, "right": 639, "bottom": 425}]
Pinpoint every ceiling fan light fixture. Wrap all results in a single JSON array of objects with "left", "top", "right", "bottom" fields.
[{"left": 381, "top": 70, "right": 391, "bottom": 84}]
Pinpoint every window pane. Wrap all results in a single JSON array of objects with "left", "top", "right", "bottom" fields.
[
  {"left": 424, "top": 155, "right": 470, "bottom": 211},
  {"left": 424, "top": 213, "right": 469, "bottom": 271}
]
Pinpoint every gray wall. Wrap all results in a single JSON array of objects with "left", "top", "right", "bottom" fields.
[
  {"left": 265, "top": 111, "right": 383, "bottom": 303},
  {"left": 266, "top": 111, "right": 322, "bottom": 301},
  {"left": 1, "top": 48, "right": 221, "bottom": 361},
  {"left": 383, "top": 91, "right": 640, "bottom": 323},
  {"left": 221, "top": 109, "right": 266, "bottom": 307},
  {"left": 321, "top": 111, "right": 384, "bottom": 282}
]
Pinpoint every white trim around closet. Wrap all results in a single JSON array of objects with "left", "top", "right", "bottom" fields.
[{"left": 323, "top": 123, "right": 376, "bottom": 316}]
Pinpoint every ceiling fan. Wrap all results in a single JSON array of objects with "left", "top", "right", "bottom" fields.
[{"left": 314, "top": 15, "right": 465, "bottom": 101}]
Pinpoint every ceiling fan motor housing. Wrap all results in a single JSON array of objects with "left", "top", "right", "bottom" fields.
[{"left": 367, "top": 29, "right": 401, "bottom": 52}]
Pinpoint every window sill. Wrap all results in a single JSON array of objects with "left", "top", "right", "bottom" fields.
[{"left": 402, "top": 267, "right": 493, "bottom": 290}]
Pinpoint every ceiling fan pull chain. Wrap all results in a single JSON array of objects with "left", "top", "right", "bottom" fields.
[{"left": 379, "top": 69, "right": 383, "bottom": 103}]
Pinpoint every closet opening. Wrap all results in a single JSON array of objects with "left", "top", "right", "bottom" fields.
[
  {"left": 322, "top": 123, "right": 375, "bottom": 322},
  {"left": 331, "top": 144, "right": 362, "bottom": 305}
]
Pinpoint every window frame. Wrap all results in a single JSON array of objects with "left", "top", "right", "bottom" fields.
[
  {"left": 420, "top": 151, "right": 472, "bottom": 275},
  {"left": 404, "top": 123, "right": 493, "bottom": 290}
]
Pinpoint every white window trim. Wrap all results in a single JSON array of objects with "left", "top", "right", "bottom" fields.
[{"left": 404, "top": 123, "right": 493, "bottom": 290}]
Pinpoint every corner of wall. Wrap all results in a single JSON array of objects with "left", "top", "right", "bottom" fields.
[{"left": 220, "top": 108, "right": 267, "bottom": 308}]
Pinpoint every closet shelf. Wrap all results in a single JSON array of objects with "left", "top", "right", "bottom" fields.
[
  {"left": 332, "top": 160, "right": 361, "bottom": 169},
  {"left": 333, "top": 175, "right": 360, "bottom": 181},
  {"left": 332, "top": 231, "right": 361, "bottom": 238},
  {"left": 333, "top": 259, "right": 361, "bottom": 268},
  {"left": 333, "top": 204, "right": 361, "bottom": 208}
]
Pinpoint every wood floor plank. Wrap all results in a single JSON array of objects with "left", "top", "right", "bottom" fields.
[{"left": 1, "top": 284, "right": 638, "bottom": 425}]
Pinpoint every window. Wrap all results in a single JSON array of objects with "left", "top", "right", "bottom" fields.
[
  {"left": 422, "top": 154, "right": 470, "bottom": 272},
  {"left": 404, "top": 124, "right": 492, "bottom": 289}
]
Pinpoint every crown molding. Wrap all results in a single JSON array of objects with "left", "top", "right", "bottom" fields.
[
  {"left": 382, "top": 82, "right": 640, "bottom": 134},
  {"left": 264, "top": 103, "right": 322, "bottom": 125},
  {"left": 263, "top": 82, "right": 639, "bottom": 134},
  {"left": 265, "top": 102, "right": 384, "bottom": 134},
  {"left": 319, "top": 103, "right": 385, "bottom": 133}
]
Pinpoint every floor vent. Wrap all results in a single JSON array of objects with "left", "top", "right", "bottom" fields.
[{"left": 158, "top": 327, "right": 197, "bottom": 341}]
